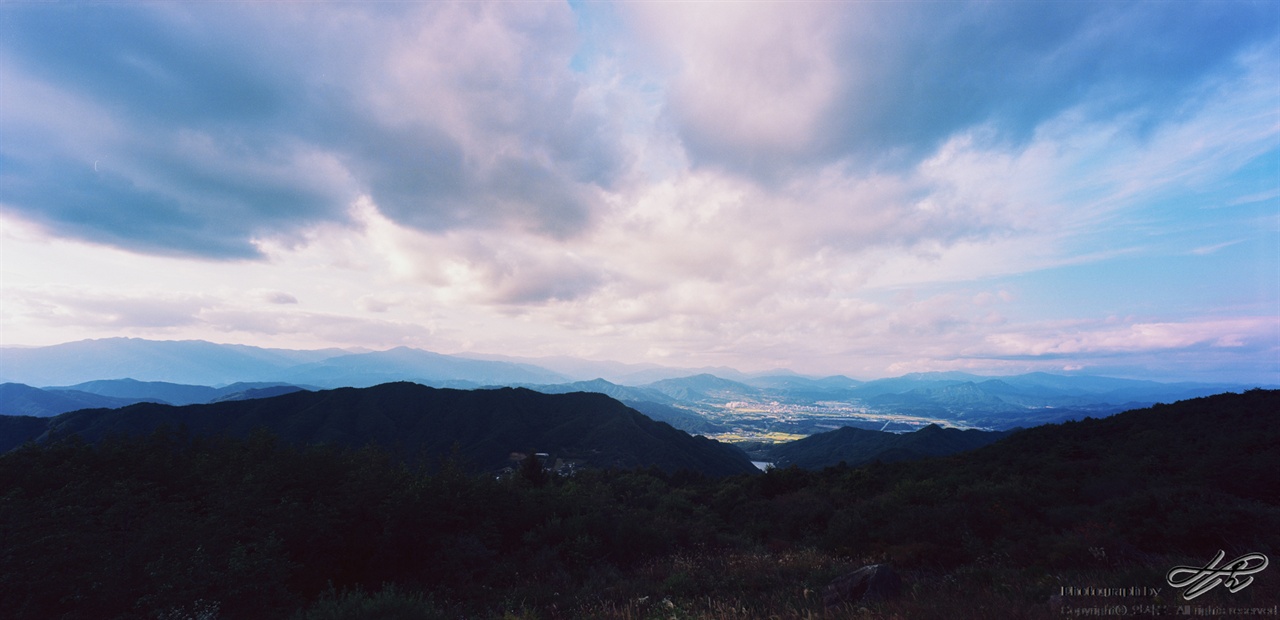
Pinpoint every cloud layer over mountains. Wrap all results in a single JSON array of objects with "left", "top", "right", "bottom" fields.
[{"left": 2, "top": 2, "right": 1276, "bottom": 382}]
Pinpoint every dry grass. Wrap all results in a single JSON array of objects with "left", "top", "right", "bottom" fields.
[
  {"left": 566, "top": 548, "right": 859, "bottom": 619},
  {"left": 504, "top": 549, "right": 1280, "bottom": 620}
]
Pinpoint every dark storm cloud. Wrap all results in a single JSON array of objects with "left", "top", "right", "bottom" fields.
[
  {"left": 339, "top": 122, "right": 594, "bottom": 240},
  {"left": 0, "top": 5, "right": 284, "bottom": 126},
  {"left": 1, "top": 157, "right": 255, "bottom": 258},
  {"left": 0, "top": 2, "right": 619, "bottom": 258}
]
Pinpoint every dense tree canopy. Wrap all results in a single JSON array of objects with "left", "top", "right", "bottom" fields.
[{"left": 1, "top": 390, "right": 1276, "bottom": 618}]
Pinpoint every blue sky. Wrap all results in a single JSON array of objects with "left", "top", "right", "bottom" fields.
[{"left": 1, "top": 1, "right": 1277, "bottom": 383}]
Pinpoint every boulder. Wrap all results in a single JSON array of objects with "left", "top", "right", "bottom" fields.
[{"left": 822, "top": 563, "right": 902, "bottom": 607}]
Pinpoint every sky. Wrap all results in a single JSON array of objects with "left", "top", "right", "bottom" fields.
[{"left": 1, "top": 1, "right": 1277, "bottom": 383}]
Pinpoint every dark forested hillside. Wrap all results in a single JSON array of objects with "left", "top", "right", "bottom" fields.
[
  {"left": 18, "top": 382, "right": 757, "bottom": 476},
  {"left": 0, "top": 414, "right": 49, "bottom": 451},
  {"left": 769, "top": 423, "right": 1012, "bottom": 469},
  {"left": 1, "top": 389, "right": 1275, "bottom": 619}
]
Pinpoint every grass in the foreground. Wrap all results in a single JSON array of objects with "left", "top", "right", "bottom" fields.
[
  {"left": 570, "top": 548, "right": 859, "bottom": 619},
  {"left": 291, "top": 585, "right": 453, "bottom": 620},
  {"left": 426, "top": 548, "right": 1280, "bottom": 620}
]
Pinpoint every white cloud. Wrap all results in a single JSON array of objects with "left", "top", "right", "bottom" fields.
[
  {"left": 982, "top": 317, "right": 1277, "bottom": 357},
  {"left": 625, "top": 2, "right": 841, "bottom": 159},
  {"left": 1, "top": 2, "right": 1276, "bottom": 382}
]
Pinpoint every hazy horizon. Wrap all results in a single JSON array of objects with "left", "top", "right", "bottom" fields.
[
  {"left": 3, "top": 336, "right": 1276, "bottom": 386},
  {"left": 2, "top": 2, "right": 1277, "bottom": 384}
]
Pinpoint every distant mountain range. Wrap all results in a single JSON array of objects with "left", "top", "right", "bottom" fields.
[
  {"left": 56, "top": 378, "right": 311, "bottom": 406},
  {"left": 279, "top": 347, "right": 569, "bottom": 388},
  {"left": 0, "top": 339, "right": 576, "bottom": 388},
  {"left": 0, "top": 338, "right": 342, "bottom": 386},
  {"left": 0, "top": 380, "right": 310, "bottom": 417},
  {"left": 644, "top": 373, "right": 758, "bottom": 402},
  {"left": 615, "top": 371, "right": 1261, "bottom": 429},
  {"left": 0, "top": 383, "right": 147, "bottom": 418},
  {"left": 454, "top": 352, "right": 758, "bottom": 384},
  {"left": 0, "top": 383, "right": 758, "bottom": 477},
  {"left": 2, "top": 338, "right": 1270, "bottom": 432}
]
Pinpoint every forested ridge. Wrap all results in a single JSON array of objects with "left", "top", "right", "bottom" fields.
[
  {"left": 0, "top": 383, "right": 757, "bottom": 476},
  {"left": 767, "top": 423, "right": 1013, "bottom": 469},
  {"left": 1, "top": 390, "right": 1277, "bottom": 619}
]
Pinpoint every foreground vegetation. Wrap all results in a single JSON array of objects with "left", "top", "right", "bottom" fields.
[{"left": 2, "top": 390, "right": 1277, "bottom": 618}]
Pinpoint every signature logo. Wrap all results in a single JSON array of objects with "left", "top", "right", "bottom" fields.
[{"left": 1166, "top": 550, "right": 1269, "bottom": 600}]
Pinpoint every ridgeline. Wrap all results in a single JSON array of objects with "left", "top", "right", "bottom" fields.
[{"left": 4, "top": 382, "right": 756, "bottom": 476}]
